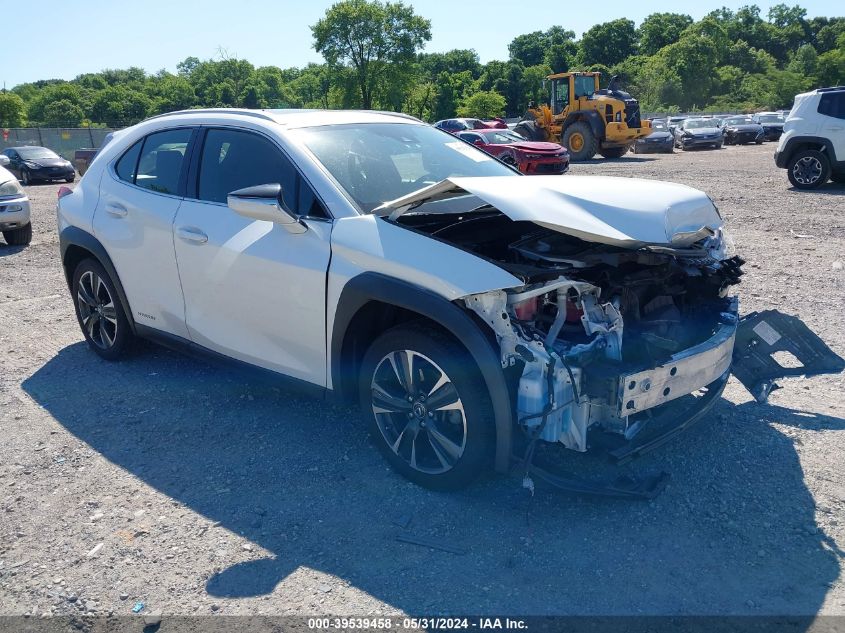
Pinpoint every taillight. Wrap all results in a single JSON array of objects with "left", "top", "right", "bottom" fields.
[
  {"left": 513, "top": 296, "right": 538, "bottom": 321},
  {"left": 57, "top": 186, "right": 73, "bottom": 199}
]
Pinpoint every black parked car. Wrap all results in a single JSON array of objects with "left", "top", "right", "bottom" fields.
[
  {"left": 720, "top": 116, "right": 765, "bottom": 145},
  {"left": 631, "top": 119, "right": 674, "bottom": 153},
  {"left": 673, "top": 118, "right": 724, "bottom": 150},
  {"left": 753, "top": 112, "right": 785, "bottom": 141},
  {"left": 1, "top": 146, "right": 76, "bottom": 185}
]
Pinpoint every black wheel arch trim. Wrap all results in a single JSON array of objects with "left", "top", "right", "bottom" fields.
[
  {"left": 775, "top": 135, "right": 840, "bottom": 168},
  {"left": 59, "top": 226, "right": 137, "bottom": 335},
  {"left": 331, "top": 272, "right": 514, "bottom": 473}
]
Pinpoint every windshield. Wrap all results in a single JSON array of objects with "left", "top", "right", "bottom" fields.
[
  {"left": 757, "top": 114, "right": 782, "bottom": 123},
  {"left": 684, "top": 119, "right": 716, "bottom": 129},
  {"left": 725, "top": 117, "right": 753, "bottom": 125},
  {"left": 18, "top": 147, "right": 60, "bottom": 160},
  {"left": 295, "top": 123, "right": 518, "bottom": 213},
  {"left": 482, "top": 130, "right": 527, "bottom": 144},
  {"left": 651, "top": 120, "right": 667, "bottom": 130}
]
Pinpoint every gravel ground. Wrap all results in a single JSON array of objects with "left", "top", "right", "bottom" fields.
[{"left": 0, "top": 143, "right": 844, "bottom": 620}]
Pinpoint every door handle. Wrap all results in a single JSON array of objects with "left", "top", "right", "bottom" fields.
[
  {"left": 105, "top": 203, "right": 128, "bottom": 218},
  {"left": 177, "top": 227, "right": 208, "bottom": 244}
]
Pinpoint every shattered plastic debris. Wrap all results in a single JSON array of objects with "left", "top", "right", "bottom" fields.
[{"left": 132, "top": 602, "right": 144, "bottom": 613}]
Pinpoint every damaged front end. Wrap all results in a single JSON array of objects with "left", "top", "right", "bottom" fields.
[
  {"left": 384, "top": 177, "right": 844, "bottom": 495},
  {"left": 462, "top": 240, "right": 745, "bottom": 460},
  {"left": 403, "top": 218, "right": 841, "bottom": 487}
]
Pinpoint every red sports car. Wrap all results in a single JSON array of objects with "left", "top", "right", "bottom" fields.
[{"left": 456, "top": 129, "right": 570, "bottom": 175}]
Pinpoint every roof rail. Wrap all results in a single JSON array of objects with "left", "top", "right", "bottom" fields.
[
  {"left": 817, "top": 86, "right": 845, "bottom": 93},
  {"left": 142, "top": 108, "right": 278, "bottom": 123}
]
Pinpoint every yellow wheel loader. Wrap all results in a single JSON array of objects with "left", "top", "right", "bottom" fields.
[{"left": 514, "top": 72, "right": 653, "bottom": 161}]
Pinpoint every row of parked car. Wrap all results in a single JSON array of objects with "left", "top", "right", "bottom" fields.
[{"left": 632, "top": 111, "right": 787, "bottom": 153}]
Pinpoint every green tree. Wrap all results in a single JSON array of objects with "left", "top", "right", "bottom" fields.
[
  {"left": 90, "top": 86, "right": 151, "bottom": 125},
  {"left": 638, "top": 13, "right": 693, "bottom": 56},
  {"left": 150, "top": 75, "right": 196, "bottom": 114},
  {"left": 42, "top": 100, "right": 84, "bottom": 126},
  {"left": 580, "top": 18, "right": 637, "bottom": 67},
  {"left": 787, "top": 43, "right": 819, "bottom": 77},
  {"left": 311, "top": 0, "right": 431, "bottom": 109},
  {"left": 0, "top": 92, "right": 26, "bottom": 127},
  {"left": 419, "top": 49, "right": 481, "bottom": 79},
  {"left": 509, "top": 32, "right": 546, "bottom": 67},
  {"left": 457, "top": 90, "right": 505, "bottom": 118},
  {"left": 26, "top": 84, "right": 84, "bottom": 124}
]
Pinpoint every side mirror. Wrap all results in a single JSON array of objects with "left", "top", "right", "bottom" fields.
[
  {"left": 227, "top": 183, "right": 306, "bottom": 234},
  {"left": 0, "top": 155, "right": 9, "bottom": 167}
]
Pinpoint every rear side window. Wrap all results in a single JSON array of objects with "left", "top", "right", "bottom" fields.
[
  {"left": 818, "top": 92, "right": 845, "bottom": 120},
  {"left": 196, "top": 128, "right": 327, "bottom": 217},
  {"left": 115, "top": 140, "right": 142, "bottom": 183},
  {"left": 135, "top": 129, "right": 192, "bottom": 195}
]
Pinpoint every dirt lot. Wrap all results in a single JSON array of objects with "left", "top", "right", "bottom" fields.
[{"left": 1, "top": 143, "right": 844, "bottom": 620}]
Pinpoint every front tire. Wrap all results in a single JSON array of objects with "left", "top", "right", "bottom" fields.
[
  {"left": 72, "top": 259, "right": 133, "bottom": 360},
  {"left": 65, "top": 175, "right": 76, "bottom": 183},
  {"left": 787, "top": 150, "right": 830, "bottom": 190},
  {"left": 2, "top": 222, "right": 32, "bottom": 245},
  {"left": 20, "top": 168, "right": 31, "bottom": 186},
  {"left": 562, "top": 121, "right": 598, "bottom": 161},
  {"left": 359, "top": 324, "right": 494, "bottom": 490}
]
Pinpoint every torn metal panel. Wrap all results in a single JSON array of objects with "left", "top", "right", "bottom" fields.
[{"left": 732, "top": 310, "right": 845, "bottom": 402}]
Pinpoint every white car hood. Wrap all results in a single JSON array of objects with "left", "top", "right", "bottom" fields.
[{"left": 375, "top": 175, "right": 722, "bottom": 248}]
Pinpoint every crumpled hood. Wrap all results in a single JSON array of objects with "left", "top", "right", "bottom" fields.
[
  {"left": 726, "top": 124, "right": 762, "bottom": 132},
  {"left": 683, "top": 127, "right": 721, "bottom": 136},
  {"left": 508, "top": 141, "right": 564, "bottom": 153},
  {"left": 375, "top": 175, "right": 723, "bottom": 248}
]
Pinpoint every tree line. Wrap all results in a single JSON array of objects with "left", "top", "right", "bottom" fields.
[{"left": 0, "top": 0, "right": 843, "bottom": 129}]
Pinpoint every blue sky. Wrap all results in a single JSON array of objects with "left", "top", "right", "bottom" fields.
[{"left": 4, "top": 0, "right": 837, "bottom": 88}]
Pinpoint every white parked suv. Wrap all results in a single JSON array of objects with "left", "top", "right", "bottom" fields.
[
  {"left": 0, "top": 159, "right": 32, "bottom": 245},
  {"left": 57, "top": 109, "right": 843, "bottom": 491},
  {"left": 775, "top": 86, "right": 845, "bottom": 189}
]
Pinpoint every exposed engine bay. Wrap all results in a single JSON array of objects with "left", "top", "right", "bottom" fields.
[{"left": 397, "top": 208, "right": 747, "bottom": 452}]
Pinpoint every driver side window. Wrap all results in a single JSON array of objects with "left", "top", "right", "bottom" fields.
[{"left": 196, "top": 128, "right": 328, "bottom": 218}]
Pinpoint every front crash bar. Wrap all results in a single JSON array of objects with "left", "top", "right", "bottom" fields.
[{"left": 607, "top": 370, "right": 729, "bottom": 465}]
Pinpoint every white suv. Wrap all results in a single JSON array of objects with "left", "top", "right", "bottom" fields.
[
  {"left": 775, "top": 86, "right": 845, "bottom": 189},
  {"left": 57, "top": 109, "right": 843, "bottom": 491}
]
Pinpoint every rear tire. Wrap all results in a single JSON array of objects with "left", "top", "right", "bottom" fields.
[
  {"left": 787, "top": 150, "right": 830, "bottom": 190},
  {"left": 72, "top": 258, "right": 134, "bottom": 360},
  {"left": 513, "top": 120, "right": 546, "bottom": 142},
  {"left": 358, "top": 324, "right": 494, "bottom": 490},
  {"left": 562, "top": 121, "right": 598, "bottom": 161},
  {"left": 65, "top": 176, "right": 75, "bottom": 183},
  {"left": 20, "top": 168, "right": 31, "bottom": 186},
  {"left": 2, "top": 222, "right": 32, "bottom": 246}
]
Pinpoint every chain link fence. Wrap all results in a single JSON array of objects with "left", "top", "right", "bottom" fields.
[{"left": 0, "top": 128, "right": 118, "bottom": 160}]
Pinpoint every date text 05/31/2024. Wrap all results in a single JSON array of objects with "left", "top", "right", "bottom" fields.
[{"left": 307, "top": 617, "right": 528, "bottom": 630}]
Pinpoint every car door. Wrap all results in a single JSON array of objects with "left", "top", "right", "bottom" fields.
[
  {"left": 817, "top": 91, "right": 845, "bottom": 155},
  {"left": 173, "top": 126, "right": 332, "bottom": 385},
  {"left": 4, "top": 150, "right": 21, "bottom": 178},
  {"left": 93, "top": 127, "right": 195, "bottom": 339}
]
